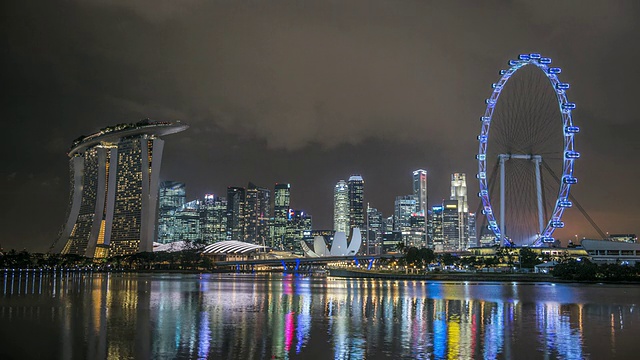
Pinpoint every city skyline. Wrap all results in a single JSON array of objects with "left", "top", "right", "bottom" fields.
[{"left": 2, "top": 1, "right": 640, "bottom": 252}]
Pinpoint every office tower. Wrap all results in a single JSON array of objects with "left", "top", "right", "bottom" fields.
[
  {"left": 284, "top": 209, "right": 312, "bottom": 251},
  {"left": 333, "top": 180, "right": 349, "bottom": 233},
  {"left": 348, "top": 175, "right": 365, "bottom": 230},
  {"left": 272, "top": 183, "right": 291, "bottom": 249},
  {"left": 383, "top": 216, "right": 394, "bottom": 234},
  {"left": 450, "top": 173, "right": 468, "bottom": 212},
  {"left": 53, "top": 120, "right": 187, "bottom": 257},
  {"left": 174, "top": 199, "right": 202, "bottom": 243},
  {"left": 442, "top": 200, "right": 460, "bottom": 251},
  {"left": 226, "top": 187, "right": 246, "bottom": 241},
  {"left": 394, "top": 195, "right": 417, "bottom": 232},
  {"left": 468, "top": 212, "right": 477, "bottom": 248},
  {"left": 157, "top": 181, "right": 186, "bottom": 244},
  {"left": 413, "top": 169, "right": 428, "bottom": 215},
  {"left": 244, "top": 182, "right": 271, "bottom": 246},
  {"left": 451, "top": 173, "right": 469, "bottom": 250},
  {"left": 367, "top": 206, "right": 384, "bottom": 255},
  {"left": 431, "top": 205, "right": 444, "bottom": 252},
  {"left": 201, "top": 194, "right": 227, "bottom": 244}
]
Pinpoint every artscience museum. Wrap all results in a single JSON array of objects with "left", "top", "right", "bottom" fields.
[{"left": 301, "top": 228, "right": 363, "bottom": 257}]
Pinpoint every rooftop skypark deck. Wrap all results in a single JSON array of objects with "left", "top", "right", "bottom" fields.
[{"left": 68, "top": 119, "right": 189, "bottom": 156}]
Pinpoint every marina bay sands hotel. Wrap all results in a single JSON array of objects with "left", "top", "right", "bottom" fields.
[{"left": 52, "top": 120, "right": 188, "bottom": 258}]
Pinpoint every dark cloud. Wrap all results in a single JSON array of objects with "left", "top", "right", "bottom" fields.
[{"left": 2, "top": 1, "right": 639, "bottom": 251}]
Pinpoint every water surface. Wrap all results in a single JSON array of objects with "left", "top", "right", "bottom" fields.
[{"left": 0, "top": 272, "right": 638, "bottom": 359}]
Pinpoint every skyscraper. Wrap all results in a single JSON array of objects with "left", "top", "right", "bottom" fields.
[
  {"left": 201, "top": 194, "right": 227, "bottom": 244},
  {"left": 431, "top": 205, "right": 444, "bottom": 252},
  {"left": 244, "top": 182, "right": 271, "bottom": 246},
  {"left": 442, "top": 200, "right": 460, "bottom": 252},
  {"left": 468, "top": 212, "right": 477, "bottom": 248},
  {"left": 451, "top": 173, "right": 468, "bottom": 213},
  {"left": 53, "top": 120, "right": 187, "bottom": 257},
  {"left": 413, "top": 169, "right": 428, "bottom": 215},
  {"left": 284, "top": 209, "right": 312, "bottom": 252},
  {"left": 157, "top": 181, "right": 186, "bottom": 244},
  {"left": 174, "top": 199, "right": 202, "bottom": 243},
  {"left": 226, "top": 187, "right": 246, "bottom": 241},
  {"left": 450, "top": 173, "right": 469, "bottom": 250},
  {"left": 348, "top": 175, "right": 365, "bottom": 230},
  {"left": 367, "top": 206, "right": 384, "bottom": 255},
  {"left": 333, "top": 180, "right": 349, "bottom": 233},
  {"left": 272, "top": 183, "right": 291, "bottom": 249},
  {"left": 394, "top": 195, "right": 417, "bottom": 232}
]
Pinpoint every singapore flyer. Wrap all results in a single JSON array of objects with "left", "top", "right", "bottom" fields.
[{"left": 477, "top": 53, "right": 579, "bottom": 247}]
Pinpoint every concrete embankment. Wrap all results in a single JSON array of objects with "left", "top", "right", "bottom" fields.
[{"left": 328, "top": 268, "right": 558, "bottom": 282}]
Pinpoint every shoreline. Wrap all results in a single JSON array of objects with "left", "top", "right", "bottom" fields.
[
  {"left": 4, "top": 268, "right": 640, "bottom": 284},
  {"left": 327, "top": 268, "right": 559, "bottom": 282}
]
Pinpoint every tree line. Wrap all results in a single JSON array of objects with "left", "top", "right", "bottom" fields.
[{"left": 0, "top": 249, "right": 215, "bottom": 271}]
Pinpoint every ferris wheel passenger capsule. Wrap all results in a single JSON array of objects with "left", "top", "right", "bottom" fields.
[
  {"left": 509, "top": 59, "right": 519, "bottom": 66},
  {"left": 562, "top": 176, "right": 578, "bottom": 184},
  {"left": 562, "top": 103, "right": 576, "bottom": 110},
  {"left": 541, "top": 236, "right": 555, "bottom": 243},
  {"left": 539, "top": 57, "right": 552, "bottom": 64},
  {"left": 529, "top": 53, "right": 541, "bottom": 59},
  {"left": 565, "top": 151, "right": 580, "bottom": 159},
  {"left": 558, "top": 200, "right": 573, "bottom": 208},
  {"left": 476, "top": 154, "right": 486, "bottom": 161},
  {"left": 519, "top": 54, "right": 530, "bottom": 60},
  {"left": 477, "top": 135, "right": 487, "bottom": 143},
  {"left": 548, "top": 67, "right": 562, "bottom": 74},
  {"left": 564, "top": 126, "right": 580, "bottom": 134},
  {"left": 499, "top": 70, "right": 507, "bottom": 75},
  {"left": 477, "top": 172, "right": 486, "bottom": 179},
  {"left": 551, "top": 221, "right": 565, "bottom": 228},
  {"left": 556, "top": 83, "right": 570, "bottom": 90}
]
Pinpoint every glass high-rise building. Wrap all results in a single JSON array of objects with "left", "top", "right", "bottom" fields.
[
  {"left": 244, "top": 182, "right": 271, "bottom": 246},
  {"left": 431, "top": 205, "right": 444, "bottom": 252},
  {"left": 333, "top": 180, "right": 349, "bottom": 233},
  {"left": 451, "top": 173, "right": 468, "bottom": 213},
  {"left": 174, "top": 199, "right": 202, "bottom": 243},
  {"left": 413, "top": 169, "right": 428, "bottom": 215},
  {"left": 442, "top": 200, "right": 460, "bottom": 252},
  {"left": 394, "top": 195, "right": 417, "bottom": 232},
  {"left": 468, "top": 212, "right": 477, "bottom": 248},
  {"left": 53, "top": 120, "right": 188, "bottom": 257},
  {"left": 284, "top": 209, "right": 312, "bottom": 252},
  {"left": 226, "top": 187, "right": 246, "bottom": 241},
  {"left": 157, "top": 181, "right": 186, "bottom": 244},
  {"left": 272, "top": 183, "right": 291, "bottom": 249},
  {"left": 348, "top": 175, "right": 365, "bottom": 231},
  {"left": 450, "top": 173, "right": 469, "bottom": 251},
  {"left": 201, "top": 194, "right": 227, "bottom": 244},
  {"left": 367, "top": 206, "right": 384, "bottom": 255}
]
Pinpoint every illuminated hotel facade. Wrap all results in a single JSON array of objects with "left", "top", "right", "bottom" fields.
[{"left": 53, "top": 120, "right": 188, "bottom": 257}]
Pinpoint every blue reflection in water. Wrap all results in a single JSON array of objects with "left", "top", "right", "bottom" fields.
[
  {"left": 483, "top": 302, "right": 504, "bottom": 360},
  {"left": 537, "top": 303, "right": 584, "bottom": 359},
  {"left": 433, "top": 300, "right": 446, "bottom": 359}
]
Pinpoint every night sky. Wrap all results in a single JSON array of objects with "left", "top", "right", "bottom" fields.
[{"left": 2, "top": 1, "right": 639, "bottom": 252}]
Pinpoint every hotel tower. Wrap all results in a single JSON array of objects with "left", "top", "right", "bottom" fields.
[{"left": 53, "top": 120, "right": 188, "bottom": 257}]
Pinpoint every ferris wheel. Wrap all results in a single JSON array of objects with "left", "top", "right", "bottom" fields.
[{"left": 477, "top": 53, "right": 579, "bottom": 246}]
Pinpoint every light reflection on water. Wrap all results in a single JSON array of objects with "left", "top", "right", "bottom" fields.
[{"left": 0, "top": 272, "right": 639, "bottom": 359}]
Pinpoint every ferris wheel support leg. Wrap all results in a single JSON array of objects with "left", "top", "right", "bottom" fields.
[
  {"left": 499, "top": 155, "right": 507, "bottom": 246},
  {"left": 534, "top": 156, "right": 544, "bottom": 235}
]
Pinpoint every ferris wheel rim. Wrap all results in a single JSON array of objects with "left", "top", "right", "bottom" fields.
[{"left": 476, "top": 53, "right": 578, "bottom": 247}]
